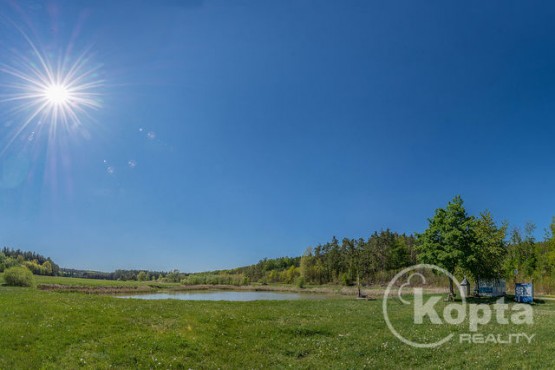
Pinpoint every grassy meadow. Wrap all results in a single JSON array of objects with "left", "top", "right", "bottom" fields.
[{"left": 1, "top": 275, "right": 554, "bottom": 369}]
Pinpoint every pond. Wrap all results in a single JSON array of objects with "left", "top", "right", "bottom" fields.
[{"left": 117, "top": 291, "right": 325, "bottom": 301}]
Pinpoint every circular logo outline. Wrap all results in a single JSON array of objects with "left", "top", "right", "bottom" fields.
[{"left": 382, "top": 264, "right": 466, "bottom": 348}]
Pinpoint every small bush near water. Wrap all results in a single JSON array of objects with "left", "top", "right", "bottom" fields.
[{"left": 3, "top": 266, "right": 35, "bottom": 287}]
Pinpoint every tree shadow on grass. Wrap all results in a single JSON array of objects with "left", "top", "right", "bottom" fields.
[{"left": 462, "top": 295, "right": 544, "bottom": 305}]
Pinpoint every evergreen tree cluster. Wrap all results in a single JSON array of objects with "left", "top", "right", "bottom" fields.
[
  {"left": 0, "top": 247, "right": 59, "bottom": 276},
  {"left": 190, "top": 231, "right": 417, "bottom": 286}
]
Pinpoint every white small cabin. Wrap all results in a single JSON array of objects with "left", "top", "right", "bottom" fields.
[{"left": 477, "top": 278, "right": 506, "bottom": 297}]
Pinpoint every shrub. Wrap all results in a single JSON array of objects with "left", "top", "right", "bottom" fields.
[
  {"left": 340, "top": 272, "right": 349, "bottom": 286},
  {"left": 296, "top": 276, "right": 306, "bottom": 289},
  {"left": 3, "top": 266, "right": 35, "bottom": 287}
]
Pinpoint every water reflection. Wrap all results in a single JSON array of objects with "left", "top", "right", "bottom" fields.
[{"left": 118, "top": 291, "right": 325, "bottom": 301}]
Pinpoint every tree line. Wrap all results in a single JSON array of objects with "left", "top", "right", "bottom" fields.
[
  {"left": 0, "top": 249, "right": 182, "bottom": 282},
  {"left": 59, "top": 268, "right": 171, "bottom": 282},
  {"left": 0, "top": 248, "right": 60, "bottom": 276},
  {"left": 4, "top": 195, "right": 555, "bottom": 294},
  {"left": 188, "top": 196, "right": 555, "bottom": 294},
  {"left": 187, "top": 231, "right": 418, "bottom": 287},
  {"left": 417, "top": 196, "right": 555, "bottom": 296}
]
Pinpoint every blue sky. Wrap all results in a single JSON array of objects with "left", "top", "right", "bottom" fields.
[{"left": 1, "top": 0, "right": 555, "bottom": 272}]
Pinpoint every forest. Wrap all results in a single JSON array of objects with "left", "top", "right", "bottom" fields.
[
  {"left": 186, "top": 196, "right": 555, "bottom": 294},
  {"left": 0, "top": 248, "right": 176, "bottom": 282},
  {"left": 0, "top": 247, "right": 60, "bottom": 276},
  {"left": 2, "top": 196, "right": 555, "bottom": 293}
]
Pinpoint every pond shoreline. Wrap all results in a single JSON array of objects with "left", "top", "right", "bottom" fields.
[{"left": 37, "top": 282, "right": 448, "bottom": 298}]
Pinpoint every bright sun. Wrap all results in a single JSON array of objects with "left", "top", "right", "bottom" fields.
[
  {"left": 43, "top": 84, "right": 71, "bottom": 105},
  {"left": 0, "top": 28, "right": 102, "bottom": 159}
]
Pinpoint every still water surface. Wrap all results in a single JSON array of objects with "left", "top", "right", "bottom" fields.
[{"left": 118, "top": 291, "right": 325, "bottom": 301}]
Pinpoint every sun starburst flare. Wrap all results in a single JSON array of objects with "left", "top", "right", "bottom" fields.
[{"left": 0, "top": 30, "right": 103, "bottom": 155}]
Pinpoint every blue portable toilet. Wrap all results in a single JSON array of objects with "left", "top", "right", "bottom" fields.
[{"left": 515, "top": 283, "right": 533, "bottom": 303}]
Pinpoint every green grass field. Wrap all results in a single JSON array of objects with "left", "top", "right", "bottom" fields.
[{"left": 1, "top": 276, "right": 554, "bottom": 368}]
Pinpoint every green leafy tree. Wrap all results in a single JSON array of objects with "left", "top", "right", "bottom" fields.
[
  {"left": 417, "top": 196, "right": 474, "bottom": 299},
  {"left": 465, "top": 211, "right": 507, "bottom": 288},
  {"left": 300, "top": 247, "right": 315, "bottom": 283},
  {"left": 284, "top": 265, "right": 299, "bottom": 284},
  {"left": 164, "top": 269, "right": 181, "bottom": 283},
  {"left": 388, "top": 233, "right": 411, "bottom": 270},
  {"left": 504, "top": 224, "right": 537, "bottom": 282},
  {"left": 42, "top": 260, "right": 53, "bottom": 275},
  {"left": 535, "top": 219, "right": 555, "bottom": 276},
  {"left": 137, "top": 271, "right": 149, "bottom": 281},
  {"left": 0, "top": 253, "right": 5, "bottom": 268}
]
